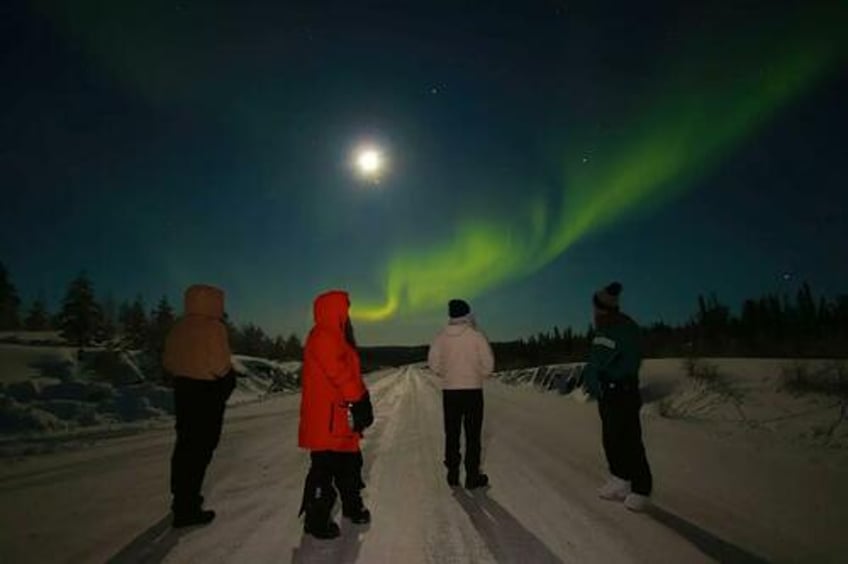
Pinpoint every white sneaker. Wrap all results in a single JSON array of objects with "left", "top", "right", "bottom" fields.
[
  {"left": 597, "top": 477, "right": 631, "bottom": 501},
  {"left": 624, "top": 493, "right": 650, "bottom": 512}
]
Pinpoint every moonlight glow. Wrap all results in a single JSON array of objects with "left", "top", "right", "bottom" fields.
[{"left": 354, "top": 147, "right": 385, "bottom": 180}]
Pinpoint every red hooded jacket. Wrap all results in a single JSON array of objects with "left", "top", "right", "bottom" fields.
[{"left": 298, "top": 290, "right": 368, "bottom": 452}]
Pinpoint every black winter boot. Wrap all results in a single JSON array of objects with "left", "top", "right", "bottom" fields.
[
  {"left": 465, "top": 473, "right": 489, "bottom": 490},
  {"left": 343, "top": 506, "right": 371, "bottom": 525},
  {"left": 172, "top": 509, "right": 216, "bottom": 528},
  {"left": 446, "top": 467, "right": 460, "bottom": 487},
  {"left": 303, "top": 495, "right": 340, "bottom": 540},
  {"left": 172, "top": 494, "right": 216, "bottom": 528},
  {"left": 340, "top": 488, "right": 371, "bottom": 525},
  {"left": 304, "top": 517, "right": 341, "bottom": 539}
]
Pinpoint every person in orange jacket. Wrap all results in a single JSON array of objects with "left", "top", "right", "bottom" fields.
[
  {"left": 298, "top": 290, "right": 374, "bottom": 539},
  {"left": 162, "top": 284, "right": 237, "bottom": 528}
]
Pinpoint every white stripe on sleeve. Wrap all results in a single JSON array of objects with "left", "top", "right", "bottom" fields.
[{"left": 592, "top": 336, "right": 617, "bottom": 349}]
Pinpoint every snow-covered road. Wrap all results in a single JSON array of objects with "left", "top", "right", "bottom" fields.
[{"left": 1, "top": 366, "right": 845, "bottom": 563}]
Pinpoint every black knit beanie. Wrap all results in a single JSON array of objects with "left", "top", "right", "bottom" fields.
[
  {"left": 448, "top": 299, "right": 471, "bottom": 319},
  {"left": 593, "top": 282, "right": 622, "bottom": 311}
]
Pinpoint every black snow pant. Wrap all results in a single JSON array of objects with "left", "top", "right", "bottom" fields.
[
  {"left": 442, "top": 389, "right": 484, "bottom": 478},
  {"left": 598, "top": 382, "right": 653, "bottom": 495},
  {"left": 299, "top": 451, "right": 366, "bottom": 521},
  {"left": 170, "top": 373, "right": 235, "bottom": 515}
]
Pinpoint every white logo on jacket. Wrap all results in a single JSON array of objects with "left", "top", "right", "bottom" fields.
[{"left": 592, "top": 336, "right": 617, "bottom": 349}]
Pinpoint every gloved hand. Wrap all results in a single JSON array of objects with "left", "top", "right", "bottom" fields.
[
  {"left": 349, "top": 392, "right": 374, "bottom": 432},
  {"left": 581, "top": 365, "right": 602, "bottom": 400},
  {"left": 585, "top": 378, "right": 601, "bottom": 400},
  {"left": 219, "top": 369, "right": 238, "bottom": 399}
]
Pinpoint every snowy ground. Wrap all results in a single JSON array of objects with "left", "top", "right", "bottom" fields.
[
  {"left": 0, "top": 342, "right": 79, "bottom": 383},
  {"left": 0, "top": 343, "right": 301, "bottom": 442},
  {"left": 498, "top": 358, "right": 848, "bottom": 449},
  {"left": 1, "top": 366, "right": 846, "bottom": 563}
]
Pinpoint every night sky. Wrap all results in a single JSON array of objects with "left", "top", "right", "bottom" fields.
[{"left": 2, "top": 0, "right": 846, "bottom": 345}]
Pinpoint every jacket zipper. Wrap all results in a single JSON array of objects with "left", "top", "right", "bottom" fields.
[{"left": 329, "top": 404, "right": 334, "bottom": 433}]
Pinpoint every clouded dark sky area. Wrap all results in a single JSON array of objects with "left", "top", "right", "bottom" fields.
[{"left": 1, "top": 0, "right": 846, "bottom": 344}]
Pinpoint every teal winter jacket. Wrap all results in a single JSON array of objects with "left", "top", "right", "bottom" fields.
[{"left": 582, "top": 313, "right": 642, "bottom": 398}]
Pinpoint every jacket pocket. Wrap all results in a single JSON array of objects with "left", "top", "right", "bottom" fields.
[{"left": 330, "top": 402, "right": 352, "bottom": 437}]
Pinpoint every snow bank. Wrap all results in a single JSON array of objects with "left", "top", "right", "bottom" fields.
[
  {"left": 0, "top": 344, "right": 302, "bottom": 438},
  {"left": 495, "top": 362, "right": 587, "bottom": 396},
  {"left": 0, "top": 344, "right": 77, "bottom": 383},
  {"left": 0, "top": 330, "right": 65, "bottom": 346},
  {"left": 229, "top": 355, "right": 301, "bottom": 405},
  {"left": 496, "top": 357, "right": 848, "bottom": 449}
]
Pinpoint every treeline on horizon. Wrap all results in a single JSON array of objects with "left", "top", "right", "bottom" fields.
[
  {"left": 0, "top": 264, "right": 303, "bottom": 363},
  {"left": 356, "top": 285, "right": 848, "bottom": 369},
  {"left": 1, "top": 263, "right": 847, "bottom": 371},
  {"left": 494, "top": 286, "right": 848, "bottom": 370}
]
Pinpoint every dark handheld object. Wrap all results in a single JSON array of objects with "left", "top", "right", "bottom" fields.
[{"left": 349, "top": 392, "right": 374, "bottom": 433}]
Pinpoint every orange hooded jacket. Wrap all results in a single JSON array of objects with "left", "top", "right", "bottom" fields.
[
  {"left": 298, "top": 290, "right": 367, "bottom": 452},
  {"left": 162, "top": 285, "right": 232, "bottom": 381}
]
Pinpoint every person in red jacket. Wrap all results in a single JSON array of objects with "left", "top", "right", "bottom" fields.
[{"left": 298, "top": 290, "right": 374, "bottom": 539}]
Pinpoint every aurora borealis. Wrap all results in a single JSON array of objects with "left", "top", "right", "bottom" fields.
[
  {"left": 2, "top": 0, "right": 846, "bottom": 344},
  {"left": 352, "top": 3, "right": 844, "bottom": 322}
]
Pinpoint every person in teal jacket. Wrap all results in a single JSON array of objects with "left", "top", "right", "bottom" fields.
[{"left": 583, "top": 282, "right": 653, "bottom": 512}]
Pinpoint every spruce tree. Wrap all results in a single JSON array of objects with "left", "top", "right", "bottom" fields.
[
  {"left": 121, "top": 295, "right": 148, "bottom": 350},
  {"left": 118, "top": 299, "right": 132, "bottom": 331},
  {"left": 285, "top": 333, "right": 303, "bottom": 360},
  {"left": 145, "top": 295, "right": 176, "bottom": 380},
  {"left": 0, "top": 262, "right": 21, "bottom": 330},
  {"left": 271, "top": 335, "right": 287, "bottom": 360},
  {"left": 58, "top": 272, "right": 102, "bottom": 348},
  {"left": 239, "top": 324, "right": 270, "bottom": 357},
  {"left": 147, "top": 295, "right": 176, "bottom": 354},
  {"left": 99, "top": 294, "right": 118, "bottom": 342},
  {"left": 24, "top": 298, "right": 51, "bottom": 331}
]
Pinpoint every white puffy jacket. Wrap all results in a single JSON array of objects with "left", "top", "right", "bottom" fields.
[{"left": 427, "top": 317, "right": 495, "bottom": 390}]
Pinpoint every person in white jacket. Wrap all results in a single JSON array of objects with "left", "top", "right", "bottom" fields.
[{"left": 428, "top": 299, "right": 495, "bottom": 489}]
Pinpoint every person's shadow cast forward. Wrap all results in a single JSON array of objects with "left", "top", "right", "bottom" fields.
[
  {"left": 290, "top": 518, "right": 370, "bottom": 564},
  {"left": 106, "top": 515, "right": 188, "bottom": 564},
  {"left": 453, "top": 487, "right": 564, "bottom": 564}
]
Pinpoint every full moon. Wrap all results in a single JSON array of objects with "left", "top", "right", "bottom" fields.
[
  {"left": 354, "top": 146, "right": 385, "bottom": 181},
  {"left": 358, "top": 150, "right": 381, "bottom": 172}
]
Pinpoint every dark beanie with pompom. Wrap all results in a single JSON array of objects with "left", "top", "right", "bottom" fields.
[{"left": 593, "top": 282, "right": 622, "bottom": 311}]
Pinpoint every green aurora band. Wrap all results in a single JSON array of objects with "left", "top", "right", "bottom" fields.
[{"left": 352, "top": 15, "right": 845, "bottom": 322}]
